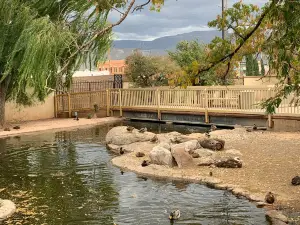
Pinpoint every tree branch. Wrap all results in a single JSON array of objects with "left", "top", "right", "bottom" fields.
[
  {"left": 132, "top": 0, "right": 151, "bottom": 13},
  {"left": 228, "top": 24, "right": 245, "bottom": 40},
  {"left": 58, "top": 0, "right": 136, "bottom": 75},
  {"left": 198, "top": 0, "right": 275, "bottom": 76}
]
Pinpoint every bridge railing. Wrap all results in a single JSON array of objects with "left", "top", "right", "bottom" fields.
[{"left": 55, "top": 86, "right": 300, "bottom": 117}]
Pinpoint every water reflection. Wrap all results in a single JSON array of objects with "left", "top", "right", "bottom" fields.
[{"left": 0, "top": 123, "right": 269, "bottom": 225}]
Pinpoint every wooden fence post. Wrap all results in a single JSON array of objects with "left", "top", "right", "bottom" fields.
[
  {"left": 268, "top": 114, "right": 273, "bottom": 128},
  {"left": 204, "top": 89, "right": 209, "bottom": 123},
  {"left": 119, "top": 89, "right": 123, "bottom": 117},
  {"left": 157, "top": 89, "right": 161, "bottom": 120},
  {"left": 68, "top": 93, "right": 72, "bottom": 118},
  {"left": 106, "top": 89, "right": 110, "bottom": 117},
  {"left": 54, "top": 94, "right": 58, "bottom": 118}
]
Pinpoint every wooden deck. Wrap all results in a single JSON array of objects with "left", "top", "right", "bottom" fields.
[{"left": 55, "top": 87, "right": 300, "bottom": 124}]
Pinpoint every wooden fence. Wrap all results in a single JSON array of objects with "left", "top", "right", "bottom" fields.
[{"left": 55, "top": 86, "right": 300, "bottom": 118}]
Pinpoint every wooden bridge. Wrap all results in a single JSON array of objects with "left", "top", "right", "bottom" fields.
[{"left": 55, "top": 86, "right": 300, "bottom": 127}]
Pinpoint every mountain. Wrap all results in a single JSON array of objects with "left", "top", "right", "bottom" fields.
[{"left": 110, "top": 30, "right": 221, "bottom": 60}]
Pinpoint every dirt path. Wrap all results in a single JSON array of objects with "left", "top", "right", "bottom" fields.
[{"left": 0, "top": 117, "right": 123, "bottom": 138}]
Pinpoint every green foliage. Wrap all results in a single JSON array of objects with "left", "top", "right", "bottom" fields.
[
  {"left": 204, "top": 0, "right": 300, "bottom": 113},
  {"left": 125, "top": 51, "right": 180, "bottom": 87},
  {"left": 0, "top": 0, "right": 112, "bottom": 106},
  {"left": 245, "top": 55, "right": 259, "bottom": 76},
  {"left": 87, "top": 114, "right": 92, "bottom": 119},
  {"left": 260, "top": 58, "right": 265, "bottom": 76}
]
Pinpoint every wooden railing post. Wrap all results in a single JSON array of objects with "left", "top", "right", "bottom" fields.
[
  {"left": 204, "top": 88, "right": 209, "bottom": 123},
  {"left": 54, "top": 93, "right": 58, "bottom": 118},
  {"left": 119, "top": 89, "right": 123, "bottom": 117},
  {"left": 157, "top": 89, "right": 161, "bottom": 120},
  {"left": 68, "top": 93, "right": 72, "bottom": 118},
  {"left": 106, "top": 89, "right": 110, "bottom": 117}
]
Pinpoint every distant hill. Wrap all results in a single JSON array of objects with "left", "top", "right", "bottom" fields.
[{"left": 110, "top": 30, "right": 221, "bottom": 60}]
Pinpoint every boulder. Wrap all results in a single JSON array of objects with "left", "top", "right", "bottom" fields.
[
  {"left": 197, "top": 157, "right": 216, "bottom": 166},
  {"left": 105, "top": 126, "right": 156, "bottom": 145},
  {"left": 106, "top": 144, "right": 125, "bottom": 154},
  {"left": 173, "top": 140, "right": 201, "bottom": 154},
  {"left": 171, "top": 145, "right": 193, "bottom": 168},
  {"left": 157, "top": 142, "right": 171, "bottom": 151},
  {"left": 157, "top": 132, "right": 187, "bottom": 144},
  {"left": 265, "top": 210, "right": 288, "bottom": 224},
  {"left": 291, "top": 176, "right": 300, "bottom": 186},
  {"left": 215, "top": 157, "right": 242, "bottom": 168},
  {"left": 0, "top": 199, "right": 16, "bottom": 221},
  {"left": 200, "top": 138, "right": 225, "bottom": 151},
  {"left": 149, "top": 146, "right": 176, "bottom": 167},
  {"left": 194, "top": 148, "right": 216, "bottom": 158}
]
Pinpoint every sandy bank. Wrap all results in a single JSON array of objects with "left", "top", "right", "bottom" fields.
[{"left": 0, "top": 117, "right": 123, "bottom": 138}]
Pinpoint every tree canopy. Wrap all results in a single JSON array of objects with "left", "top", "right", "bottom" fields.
[
  {"left": 125, "top": 51, "right": 180, "bottom": 87},
  {"left": 0, "top": 0, "right": 162, "bottom": 126}
]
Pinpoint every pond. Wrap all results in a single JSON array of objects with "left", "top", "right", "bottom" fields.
[{"left": 0, "top": 121, "right": 270, "bottom": 225}]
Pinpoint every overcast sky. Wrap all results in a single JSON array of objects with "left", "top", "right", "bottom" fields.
[{"left": 109, "top": 0, "right": 268, "bottom": 41}]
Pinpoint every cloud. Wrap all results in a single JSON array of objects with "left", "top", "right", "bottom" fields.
[{"left": 110, "top": 0, "right": 268, "bottom": 41}]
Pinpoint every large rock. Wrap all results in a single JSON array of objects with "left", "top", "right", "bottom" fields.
[
  {"left": 215, "top": 157, "right": 243, "bottom": 168},
  {"left": 157, "top": 132, "right": 188, "bottom": 144},
  {"left": 171, "top": 145, "right": 193, "bottom": 168},
  {"left": 149, "top": 146, "right": 176, "bottom": 167},
  {"left": 105, "top": 126, "right": 156, "bottom": 145},
  {"left": 0, "top": 199, "right": 16, "bottom": 221},
  {"left": 200, "top": 138, "right": 225, "bottom": 151},
  {"left": 194, "top": 148, "right": 216, "bottom": 157},
  {"left": 172, "top": 140, "right": 201, "bottom": 154},
  {"left": 265, "top": 210, "right": 288, "bottom": 224},
  {"left": 157, "top": 142, "right": 171, "bottom": 151}
]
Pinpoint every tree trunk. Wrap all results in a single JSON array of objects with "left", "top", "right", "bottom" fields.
[{"left": 0, "top": 84, "right": 6, "bottom": 128}]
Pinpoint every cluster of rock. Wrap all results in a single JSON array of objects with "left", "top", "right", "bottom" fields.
[{"left": 106, "top": 126, "right": 243, "bottom": 169}]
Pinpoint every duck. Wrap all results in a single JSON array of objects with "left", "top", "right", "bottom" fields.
[
  {"left": 120, "top": 170, "right": 124, "bottom": 175},
  {"left": 141, "top": 160, "right": 150, "bottom": 167},
  {"left": 126, "top": 126, "right": 134, "bottom": 132},
  {"left": 138, "top": 127, "right": 147, "bottom": 133},
  {"left": 265, "top": 192, "right": 275, "bottom": 204},
  {"left": 119, "top": 147, "right": 125, "bottom": 155},
  {"left": 205, "top": 131, "right": 211, "bottom": 138},
  {"left": 211, "top": 124, "right": 217, "bottom": 131},
  {"left": 169, "top": 210, "right": 180, "bottom": 220},
  {"left": 253, "top": 124, "right": 258, "bottom": 130},
  {"left": 150, "top": 135, "right": 158, "bottom": 143}
]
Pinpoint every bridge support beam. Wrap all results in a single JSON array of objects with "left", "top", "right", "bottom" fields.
[{"left": 205, "top": 109, "right": 209, "bottom": 123}]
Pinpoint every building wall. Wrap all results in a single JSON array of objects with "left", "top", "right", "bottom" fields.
[
  {"left": 243, "top": 76, "right": 279, "bottom": 86},
  {"left": 98, "top": 60, "right": 126, "bottom": 75},
  {"left": 5, "top": 93, "right": 55, "bottom": 123}
]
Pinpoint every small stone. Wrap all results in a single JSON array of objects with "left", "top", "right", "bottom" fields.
[
  {"left": 3, "top": 128, "right": 10, "bottom": 131},
  {"left": 291, "top": 176, "right": 300, "bottom": 186},
  {"left": 135, "top": 152, "right": 145, "bottom": 157},
  {"left": 215, "top": 157, "right": 243, "bottom": 168},
  {"left": 192, "top": 153, "right": 200, "bottom": 158},
  {"left": 13, "top": 126, "right": 20, "bottom": 130}
]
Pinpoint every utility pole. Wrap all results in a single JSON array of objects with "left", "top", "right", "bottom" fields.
[
  {"left": 221, "top": 0, "right": 228, "bottom": 40},
  {"left": 222, "top": 0, "right": 225, "bottom": 40}
]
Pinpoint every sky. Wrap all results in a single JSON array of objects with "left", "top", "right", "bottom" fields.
[{"left": 109, "top": 0, "right": 269, "bottom": 41}]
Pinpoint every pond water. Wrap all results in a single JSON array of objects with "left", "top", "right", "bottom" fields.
[{"left": 0, "top": 122, "right": 270, "bottom": 225}]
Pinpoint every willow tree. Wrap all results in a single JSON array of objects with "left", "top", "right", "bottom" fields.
[{"left": 0, "top": 0, "right": 162, "bottom": 127}]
